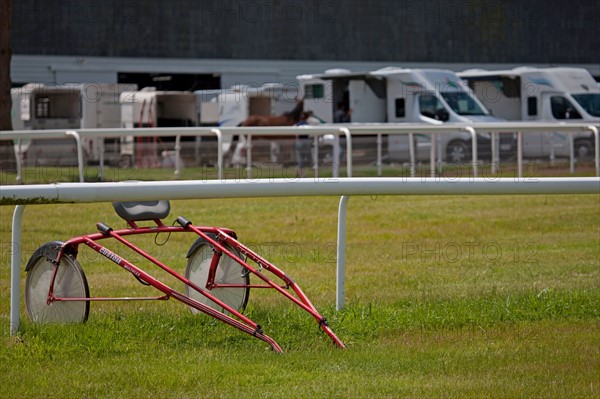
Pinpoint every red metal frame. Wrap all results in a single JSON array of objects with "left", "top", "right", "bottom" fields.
[{"left": 44, "top": 218, "right": 345, "bottom": 352}]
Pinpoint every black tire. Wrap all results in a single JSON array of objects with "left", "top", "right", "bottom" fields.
[
  {"left": 25, "top": 241, "right": 90, "bottom": 323},
  {"left": 446, "top": 140, "right": 471, "bottom": 163},
  {"left": 185, "top": 241, "right": 249, "bottom": 315},
  {"left": 574, "top": 139, "right": 594, "bottom": 160}
]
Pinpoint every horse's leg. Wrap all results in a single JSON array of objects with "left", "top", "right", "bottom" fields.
[
  {"left": 220, "top": 124, "right": 242, "bottom": 168},
  {"left": 270, "top": 141, "right": 280, "bottom": 163}
]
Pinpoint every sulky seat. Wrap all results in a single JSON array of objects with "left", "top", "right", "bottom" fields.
[{"left": 112, "top": 200, "right": 171, "bottom": 222}]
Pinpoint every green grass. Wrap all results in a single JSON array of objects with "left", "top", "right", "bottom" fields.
[{"left": 1, "top": 183, "right": 599, "bottom": 397}]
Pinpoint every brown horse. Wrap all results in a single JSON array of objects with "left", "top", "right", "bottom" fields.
[
  {"left": 228, "top": 99, "right": 304, "bottom": 165},
  {"left": 239, "top": 99, "right": 304, "bottom": 127}
]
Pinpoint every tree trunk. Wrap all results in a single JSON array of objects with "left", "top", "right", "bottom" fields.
[{"left": 1, "top": 0, "right": 16, "bottom": 173}]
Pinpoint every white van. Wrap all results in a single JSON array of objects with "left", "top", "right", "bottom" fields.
[
  {"left": 298, "top": 67, "right": 512, "bottom": 163},
  {"left": 11, "top": 83, "right": 133, "bottom": 166},
  {"left": 459, "top": 67, "right": 600, "bottom": 159}
]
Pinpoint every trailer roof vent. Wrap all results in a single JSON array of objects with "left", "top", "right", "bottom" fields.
[
  {"left": 230, "top": 84, "right": 250, "bottom": 91},
  {"left": 375, "top": 66, "right": 403, "bottom": 72},
  {"left": 461, "top": 69, "right": 487, "bottom": 73},
  {"left": 513, "top": 66, "right": 537, "bottom": 71},
  {"left": 324, "top": 68, "right": 351, "bottom": 75}
]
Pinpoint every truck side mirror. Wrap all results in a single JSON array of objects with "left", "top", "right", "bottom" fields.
[
  {"left": 435, "top": 109, "right": 450, "bottom": 122},
  {"left": 565, "top": 107, "right": 581, "bottom": 119}
]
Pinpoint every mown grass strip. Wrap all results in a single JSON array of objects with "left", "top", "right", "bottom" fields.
[{"left": 1, "top": 185, "right": 598, "bottom": 398}]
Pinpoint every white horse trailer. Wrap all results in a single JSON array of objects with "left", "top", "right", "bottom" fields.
[
  {"left": 195, "top": 84, "right": 300, "bottom": 165},
  {"left": 11, "top": 83, "right": 134, "bottom": 166},
  {"left": 459, "top": 67, "right": 600, "bottom": 160},
  {"left": 119, "top": 87, "right": 197, "bottom": 167}
]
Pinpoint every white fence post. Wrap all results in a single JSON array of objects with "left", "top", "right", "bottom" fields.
[
  {"left": 588, "top": 125, "right": 599, "bottom": 177},
  {"left": 377, "top": 133, "right": 382, "bottom": 176},
  {"left": 174, "top": 135, "right": 182, "bottom": 179},
  {"left": 14, "top": 140, "right": 23, "bottom": 184},
  {"left": 65, "top": 130, "right": 85, "bottom": 182},
  {"left": 336, "top": 195, "right": 350, "bottom": 310},
  {"left": 332, "top": 133, "right": 340, "bottom": 178},
  {"left": 339, "top": 127, "right": 353, "bottom": 177},
  {"left": 99, "top": 138, "right": 105, "bottom": 181},
  {"left": 569, "top": 134, "right": 575, "bottom": 174},
  {"left": 313, "top": 135, "right": 319, "bottom": 178},
  {"left": 465, "top": 126, "right": 478, "bottom": 177},
  {"left": 210, "top": 128, "right": 223, "bottom": 180},
  {"left": 409, "top": 133, "right": 416, "bottom": 177},
  {"left": 430, "top": 133, "right": 436, "bottom": 178},
  {"left": 247, "top": 135, "right": 252, "bottom": 179},
  {"left": 10, "top": 205, "right": 26, "bottom": 336},
  {"left": 517, "top": 131, "right": 523, "bottom": 179},
  {"left": 491, "top": 132, "right": 498, "bottom": 175}
]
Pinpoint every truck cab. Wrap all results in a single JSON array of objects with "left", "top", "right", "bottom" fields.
[{"left": 459, "top": 67, "right": 599, "bottom": 160}]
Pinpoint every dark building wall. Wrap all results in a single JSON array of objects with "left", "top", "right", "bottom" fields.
[{"left": 12, "top": 0, "right": 600, "bottom": 64}]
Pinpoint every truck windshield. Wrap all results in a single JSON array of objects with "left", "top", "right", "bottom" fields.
[
  {"left": 440, "top": 92, "right": 487, "bottom": 116},
  {"left": 572, "top": 94, "right": 600, "bottom": 117}
]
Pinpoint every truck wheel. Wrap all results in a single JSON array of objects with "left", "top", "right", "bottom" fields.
[
  {"left": 574, "top": 139, "right": 594, "bottom": 160},
  {"left": 446, "top": 140, "right": 470, "bottom": 163}
]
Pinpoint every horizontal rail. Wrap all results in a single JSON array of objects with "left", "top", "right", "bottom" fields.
[
  {"left": 2, "top": 177, "right": 599, "bottom": 205},
  {"left": 0, "top": 127, "right": 222, "bottom": 140},
  {"left": 3, "top": 122, "right": 598, "bottom": 139}
]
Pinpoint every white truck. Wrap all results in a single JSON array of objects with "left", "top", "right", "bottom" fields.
[
  {"left": 297, "top": 67, "right": 512, "bottom": 163},
  {"left": 458, "top": 67, "right": 600, "bottom": 160},
  {"left": 11, "top": 83, "right": 134, "bottom": 166},
  {"left": 195, "top": 83, "right": 300, "bottom": 165}
]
